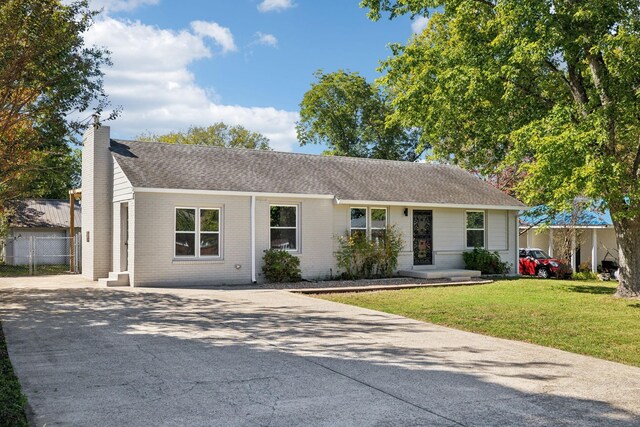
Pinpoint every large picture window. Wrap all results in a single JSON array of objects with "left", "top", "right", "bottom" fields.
[
  {"left": 175, "top": 207, "right": 221, "bottom": 257},
  {"left": 466, "top": 211, "right": 485, "bottom": 248},
  {"left": 350, "top": 207, "right": 387, "bottom": 241},
  {"left": 270, "top": 205, "right": 297, "bottom": 250}
]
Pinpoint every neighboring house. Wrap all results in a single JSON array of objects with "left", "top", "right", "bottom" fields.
[
  {"left": 2, "top": 199, "right": 81, "bottom": 266},
  {"left": 519, "top": 207, "right": 617, "bottom": 272},
  {"left": 81, "top": 124, "right": 525, "bottom": 287}
]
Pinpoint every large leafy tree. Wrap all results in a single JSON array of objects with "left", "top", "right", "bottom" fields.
[
  {"left": 0, "top": 0, "right": 112, "bottom": 207},
  {"left": 362, "top": 0, "right": 640, "bottom": 297},
  {"left": 137, "top": 123, "right": 271, "bottom": 150},
  {"left": 297, "top": 70, "right": 423, "bottom": 161}
]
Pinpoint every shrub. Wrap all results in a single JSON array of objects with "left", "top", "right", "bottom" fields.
[
  {"left": 573, "top": 271, "right": 598, "bottom": 281},
  {"left": 578, "top": 262, "right": 591, "bottom": 273},
  {"left": 463, "top": 247, "right": 509, "bottom": 275},
  {"left": 335, "top": 225, "right": 404, "bottom": 279},
  {"left": 262, "top": 249, "right": 301, "bottom": 283}
]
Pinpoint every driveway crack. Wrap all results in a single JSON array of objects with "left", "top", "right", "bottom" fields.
[{"left": 194, "top": 310, "right": 467, "bottom": 427}]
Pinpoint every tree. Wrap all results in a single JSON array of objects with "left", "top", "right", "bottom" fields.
[
  {"left": 362, "top": 0, "right": 640, "bottom": 297},
  {"left": 0, "top": 0, "right": 112, "bottom": 207},
  {"left": 24, "top": 148, "right": 81, "bottom": 199},
  {"left": 137, "top": 123, "right": 271, "bottom": 150},
  {"left": 297, "top": 70, "right": 424, "bottom": 161}
]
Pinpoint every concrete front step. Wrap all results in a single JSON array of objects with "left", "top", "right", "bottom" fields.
[
  {"left": 98, "top": 272, "right": 130, "bottom": 287},
  {"left": 398, "top": 269, "right": 481, "bottom": 280}
]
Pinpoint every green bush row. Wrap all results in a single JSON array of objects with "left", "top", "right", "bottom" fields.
[{"left": 335, "top": 225, "right": 404, "bottom": 279}]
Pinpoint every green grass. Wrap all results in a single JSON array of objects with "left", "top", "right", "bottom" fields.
[
  {"left": 0, "top": 264, "right": 70, "bottom": 277},
  {"left": 0, "top": 323, "right": 28, "bottom": 427},
  {"left": 317, "top": 279, "right": 640, "bottom": 367}
]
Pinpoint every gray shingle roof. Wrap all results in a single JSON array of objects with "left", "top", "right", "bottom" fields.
[
  {"left": 110, "top": 139, "right": 525, "bottom": 208},
  {"left": 9, "top": 199, "right": 81, "bottom": 228}
]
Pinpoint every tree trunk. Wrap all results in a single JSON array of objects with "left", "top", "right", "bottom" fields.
[{"left": 612, "top": 214, "right": 640, "bottom": 298}]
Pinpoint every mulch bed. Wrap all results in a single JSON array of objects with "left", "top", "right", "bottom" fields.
[{"left": 261, "top": 277, "right": 457, "bottom": 290}]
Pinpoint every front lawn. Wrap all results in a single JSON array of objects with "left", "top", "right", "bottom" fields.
[{"left": 317, "top": 279, "right": 640, "bottom": 367}]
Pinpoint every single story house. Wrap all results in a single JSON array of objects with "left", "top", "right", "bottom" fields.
[
  {"left": 519, "top": 207, "right": 617, "bottom": 272},
  {"left": 2, "top": 199, "right": 81, "bottom": 266},
  {"left": 81, "top": 123, "right": 525, "bottom": 287}
]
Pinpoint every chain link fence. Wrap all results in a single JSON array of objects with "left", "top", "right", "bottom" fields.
[{"left": 0, "top": 235, "right": 81, "bottom": 276}]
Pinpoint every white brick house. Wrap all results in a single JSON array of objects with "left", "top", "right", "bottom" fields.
[{"left": 81, "top": 123, "right": 525, "bottom": 287}]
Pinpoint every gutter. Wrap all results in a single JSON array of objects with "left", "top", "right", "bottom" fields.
[{"left": 250, "top": 195, "right": 256, "bottom": 283}]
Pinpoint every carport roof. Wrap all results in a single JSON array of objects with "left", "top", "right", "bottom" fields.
[{"left": 110, "top": 139, "right": 526, "bottom": 209}]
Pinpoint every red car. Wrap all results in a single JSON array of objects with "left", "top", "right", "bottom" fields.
[{"left": 519, "top": 248, "right": 572, "bottom": 279}]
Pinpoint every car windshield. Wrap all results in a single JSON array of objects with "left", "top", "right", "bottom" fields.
[{"left": 530, "top": 250, "right": 550, "bottom": 259}]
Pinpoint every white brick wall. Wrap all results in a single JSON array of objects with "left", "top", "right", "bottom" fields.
[
  {"left": 81, "top": 125, "right": 113, "bottom": 280},
  {"left": 126, "top": 189, "right": 519, "bottom": 285},
  {"left": 255, "top": 197, "right": 336, "bottom": 282},
  {"left": 132, "top": 192, "right": 252, "bottom": 287}
]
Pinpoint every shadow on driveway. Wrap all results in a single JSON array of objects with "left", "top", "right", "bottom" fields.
[{"left": 0, "top": 287, "right": 638, "bottom": 426}]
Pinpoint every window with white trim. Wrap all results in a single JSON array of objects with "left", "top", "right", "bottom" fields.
[
  {"left": 370, "top": 208, "right": 387, "bottom": 243},
  {"left": 175, "top": 207, "right": 221, "bottom": 257},
  {"left": 350, "top": 207, "right": 367, "bottom": 238},
  {"left": 270, "top": 205, "right": 297, "bottom": 250},
  {"left": 466, "top": 211, "right": 485, "bottom": 248},
  {"left": 350, "top": 207, "right": 387, "bottom": 241}
]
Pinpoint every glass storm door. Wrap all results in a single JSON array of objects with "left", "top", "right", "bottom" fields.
[{"left": 413, "top": 210, "right": 433, "bottom": 265}]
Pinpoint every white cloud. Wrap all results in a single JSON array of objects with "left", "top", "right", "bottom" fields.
[
  {"left": 190, "top": 21, "right": 237, "bottom": 53},
  {"left": 411, "top": 15, "right": 430, "bottom": 34},
  {"left": 85, "top": 17, "right": 299, "bottom": 152},
  {"left": 87, "top": 0, "right": 160, "bottom": 12},
  {"left": 253, "top": 32, "right": 278, "bottom": 47},
  {"left": 257, "top": 0, "right": 295, "bottom": 13}
]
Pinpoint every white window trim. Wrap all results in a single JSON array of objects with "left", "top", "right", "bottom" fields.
[
  {"left": 174, "top": 207, "right": 223, "bottom": 259},
  {"left": 349, "top": 206, "right": 368, "bottom": 236},
  {"left": 465, "top": 210, "right": 486, "bottom": 249},
  {"left": 269, "top": 204, "right": 299, "bottom": 252},
  {"left": 370, "top": 207, "right": 388, "bottom": 235},
  {"left": 349, "top": 207, "right": 388, "bottom": 238}
]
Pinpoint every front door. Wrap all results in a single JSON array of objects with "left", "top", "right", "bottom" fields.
[{"left": 413, "top": 210, "right": 433, "bottom": 265}]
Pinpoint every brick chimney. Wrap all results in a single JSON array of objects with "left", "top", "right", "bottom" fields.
[{"left": 81, "top": 117, "right": 113, "bottom": 280}]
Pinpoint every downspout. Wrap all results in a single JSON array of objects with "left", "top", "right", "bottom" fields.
[{"left": 251, "top": 195, "right": 256, "bottom": 283}]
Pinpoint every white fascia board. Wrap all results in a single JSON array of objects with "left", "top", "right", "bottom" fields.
[
  {"left": 334, "top": 199, "right": 524, "bottom": 211},
  {"left": 133, "top": 187, "right": 335, "bottom": 199}
]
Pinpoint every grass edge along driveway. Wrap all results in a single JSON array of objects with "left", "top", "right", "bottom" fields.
[
  {"left": 317, "top": 279, "right": 640, "bottom": 367},
  {"left": 0, "top": 321, "right": 28, "bottom": 427}
]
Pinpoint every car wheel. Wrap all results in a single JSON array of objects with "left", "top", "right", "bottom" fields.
[{"left": 537, "top": 268, "right": 550, "bottom": 279}]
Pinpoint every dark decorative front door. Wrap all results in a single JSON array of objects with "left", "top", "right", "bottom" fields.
[{"left": 413, "top": 210, "right": 433, "bottom": 265}]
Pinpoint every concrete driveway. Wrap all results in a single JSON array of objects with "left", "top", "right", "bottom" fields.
[{"left": 1, "top": 276, "right": 640, "bottom": 426}]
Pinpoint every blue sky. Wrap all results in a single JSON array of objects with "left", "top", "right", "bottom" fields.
[{"left": 85, "top": 0, "right": 426, "bottom": 153}]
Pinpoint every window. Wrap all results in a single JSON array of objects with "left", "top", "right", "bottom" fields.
[
  {"left": 370, "top": 208, "right": 387, "bottom": 243},
  {"left": 466, "top": 211, "right": 485, "bottom": 248},
  {"left": 270, "top": 205, "right": 297, "bottom": 250},
  {"left": 200, "top": 209, "right": 220, "bottom": 256},
  {"left": 350, "top": 207, "right": 387, "bottom": 241},
  {"left": 350, "top": 207, "right": 367, "bottom": 238},
  {"left": 175, "top": 207, "right": 221, "bottom": 257}
]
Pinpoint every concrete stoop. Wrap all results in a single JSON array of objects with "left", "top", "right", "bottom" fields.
[
  {"left": 398, "top": 268, "right": 481, "bottom": 282},
  {"left": 98, "top": 272, "right": 130, "bottom": 287}
]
